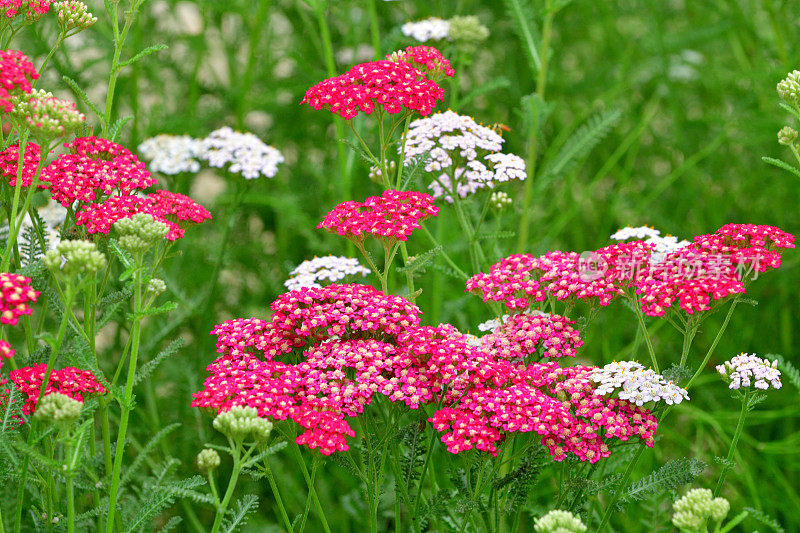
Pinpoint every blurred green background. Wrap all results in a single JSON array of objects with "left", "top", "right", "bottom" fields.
[{"left": 23, "top": 0, "right": 800, "bottom": 530}]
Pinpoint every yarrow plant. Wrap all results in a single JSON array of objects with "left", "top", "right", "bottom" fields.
[{"left": 284, "top": 255, "right": 371, "bottom": 291}]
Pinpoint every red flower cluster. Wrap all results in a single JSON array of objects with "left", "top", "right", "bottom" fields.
[
  {"left": 429, "top": 361, "right": 657, "bottom": 460},
  {"left": 480, "top": 313, "right": 584, "bottom": 361},
  {"left": 0, "top": 272, "right": 39, "bottom": 325},
  {"left": 389, "top": 45, "right": 455, "bottom": 80},
  {"left": 75, "top": 190, "right": 212, "bottom": 240},
  {"left": 8, "top": 364, "right": 106, "bottom": 415},
  {"left": 0, "top": 49, "right": 38, "bottom": 112},
  {"left": 318, "top": 189, "right": 438, "bottom": 244},
  {"left": 40, "top": 136, "right": 154, "bottom": 206},
  {"left": 0, "top": 141, "right": 40, "bottom": 187},
  {"left": 301, "top": 59, "right": 445, "bottom": 120},
  {"left": 468, "top": 224, "right": 794, "bottom": 317},
  {"left": 0, "top": 340, "right": 14, "bottom": 359},
  {"left": 0, "top": 1, "right": 50, "bottom": 21}
]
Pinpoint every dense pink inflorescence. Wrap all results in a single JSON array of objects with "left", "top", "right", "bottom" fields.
[
  {"left": 429, "top": 361, "right": 657, "bottom": 460},
  {"left": 8, "top": 364, "right": 106, "bottom": 414},
  {"left": 74, "top": 190, "right": 211, "bottom": 240},
  {"left": 389, "top": 45, "right": 455, "bottom": 79},
  {"left": 467, "top": 225, "right": 794, "bottom": 317},
  {"left": 0, "top": 272, "right": 39, "bottom": 325},
  {"left": 480, "top": 313, "right": 584, "bottom": 360},
  {"left": 301, "top": 60, "right": 445, "bottom": 120},
  {"left": 0, "top": 340, "right": 14, "bottom": 359},
  {"left": 40, "top": 136, "right": 155, "bottom": 206},
  {"left": 318, "top": 189, "right": 438, "bottom": 244},
  {"left": 0, "top": 142, "right": 40, "bottom": 187},
  {"left": 0, "top": 49, "right": 38, "bottom": 111},
  {"left": 0, "top": 1, "right": 50, "bottom": 21}
]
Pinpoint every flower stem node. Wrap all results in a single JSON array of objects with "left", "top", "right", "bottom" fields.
[
  {"left": 113, "top": 213, "right": 170, "bottom": 253},
  {"left": 672, "top": 488, "right": 730, "bottom": 532},
  {"left": 44, "top": 239, "right": 107, "bottom": 277},
  {"left": 212, "top": 406, "right": 273, "bottom": 445},
  {"left": 533, "top": 509, "right": 587, "bottom": 533},
  {"left": 195, "top": 448, "right": 221, "bottom": 474},
  {"left": 33, "top": 392, "right": 82, "bottom": 425}
]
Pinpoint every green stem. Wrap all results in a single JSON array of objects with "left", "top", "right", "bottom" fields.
[
  {"left": 686, "top": 297, "right": 739, "bottom": 390},
  {"left": 261, "top": 458, "right": 295, "bottom": 533},
  {"left": 367, "top": 0, "right": 381, "bottom": 60},
  {"left": 633, "top": 300, "right": 659, "bottom": 372},
  {"left": 596, "top": 444, "right": 646, "bottom": 532},
  {"left": 713, "top": 390, "right": 749, "bottom": 497},
  {"left": 102, "top": 0, "right": 142, "bottom": 137},
  {"left": 290, "top": 443, "right": 332, "bottom": 533},
  {"left": 210, "top": 444, "right": 244, "bottom": 533}
]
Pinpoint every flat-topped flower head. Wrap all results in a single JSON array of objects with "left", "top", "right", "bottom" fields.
[
  {"left": 200, "top": 127, "right": 284, "bottom": 179},
  {"left": 672, "top": 488, "right": 730, "bottom": 532},
  {"left": 44, "top": 239, "right": 107, "bottom": 277},
  {"left": 610, "top": 226, "right": 662, "bottom": 241},
  {"left": 146, "top": 189, "right": 212, "bottom": 229},
  {"left": 41, "top": 136, "right": 154, "bottom": 206},
  {"left": 318, "top": 189, "right": 438, "bottom": 244},
  {"left": 138, "top": 134, "right": 204, "bottom": 175},
  {"left": 0, "top": 0, "right": 50, "bottom": 23},
  {"left": 480, "top": 312, "right": 583, "bottom": 361},
  {"left": 402, "top": 110, "right": 526, "bottom": 202},
  {"left": 33, "top": 392, "right": 82, "bottom": 424},
  {"left": 0, "top": 142, "right": 40, "bottom": 187},
  {"left": 53, "top": 0, "right": 96, "bottom": 32},
  {"left": 284, "top": 255, "right": 370, "bottom": 291},
  {"left": 716, "top": 353, "right": 781, "bottom": 391},
  {"left": 401, "top": 17, "right": 450, "bottom": 42},
  {"left": 534, "top": 510, "right": 587, "bottom": 533},
  {"left": 9, "top": 364, "right": 106, "bottom": 415},
  {"left": 301, "top": 60, "right": 445, "bottom": 120},
  {"left": 10, "top": 89, "right": 85, "bottom": 140},
  {"left": 387, "top": 45, "right": 455, "bottom": 81},
  {"left": 590, "top": 361, "right": 689, "bottom": 406},
  {"left": 0, "top": 272, "right": 38, "bottom": 325},
  {"left": 0, "top": 49, "right": 38, "bottom": 111}
]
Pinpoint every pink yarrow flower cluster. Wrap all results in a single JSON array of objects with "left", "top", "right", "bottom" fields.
[
  {"left": 40, "top": 136, "right": 155, "bottom": 206},
  {"left": 0, "top": 1, "right": 50, "bottom": 22},
  {"left": 388, "top": 45, "right": 455, "bottom": 80},
  {"left": 480, "top": 313, "right": 584, "bottom": 361},
  {"left": 0, "top": 142, "right": 40, "bottom": 187},
  {"left": 0, "top": 49, "right": 38, "bottom": 111},
  {"left": 301, "top": 53, "right": 448, "bottom": 120},
  {"left": 318, "top": 189, "right": 438, "bottom": 244},
  {"left": 7, "top": 364, "right": 106, "bottom": 415},
  {"left": 75, "top": 190, "right": 211, "bottom": 240},
  {"left": 0, "top": 272, "right": 39, "bottom": 325},
  {"left": 0, "top": 340, "right": 14, "bottom": 359}
]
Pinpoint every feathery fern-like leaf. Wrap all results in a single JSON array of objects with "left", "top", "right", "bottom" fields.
[{"left": 619, "top": 458, "right": 706, "bottom": 504}]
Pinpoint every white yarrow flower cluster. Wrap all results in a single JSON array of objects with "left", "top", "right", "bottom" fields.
[
  {"left": 590, "top": 361, "right": 690, "bottom": 406},
  {"left": 139, "top": 134, "right": 205, "bottom": 175},
  {"left": 284, "top": 256, "right": 371, "bottom": 291},
  {"left": 201, "top": 127, "right": 284, "bottom": 180},
  {"left": 610, "top": 225, "right": 690, "bottom": 260},
  {"left": 401, "top": 17, "right": 451, "bottom": 42},
  {"left": 716, "top": 353, "right": 782, "bottom": 391},
  {"left": 402, "top": 111, "right": 527, "bottom": 202}
]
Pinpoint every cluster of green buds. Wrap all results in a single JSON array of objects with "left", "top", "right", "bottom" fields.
[
  {"left": 146, "top": 278, "right": 167, "bottom": 297},
  {"left": 33, "top": 392, "right": 83, "bottom": 425},
  {"left": 44, "top": 239, "right": 107, "bottom": 278},
  {"left": 196, "top": 448, "right": 221, "bottom": 474},
  {"left": 448, "top": 15, "right": 490, "bottom": 49},
  {"left": 672, "top": 488, "right": 730, "bottom": 533},
  {"left": 10, "top": 90, "right": 85, "bottom": 141},
  {"left": 533, "top": 510, "right": 587, "bottom": 533},
  {"left": 490, "top": 191, "right": 512, "bottom": 210},
  {"left": 212, "top": 406, "right": 273, "bottom": 445},
  {"left": 777, "top": 70, "right": 800, "bottom": 108},
  {"left": 54, "top": 1, "right": 97, "bottom": 34},
  {"left": 368, "top": 161, "right": 396, "bottom": 184},
  {"left": 778, "top": 126, "right": 798, "bottom": 147},
  {"left": 113, "top": 213, "right": 169, "bottom": 254}
]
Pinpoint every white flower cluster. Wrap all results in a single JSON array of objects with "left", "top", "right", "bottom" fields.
[
  {"left": 138, "top": 134, "right": 204, "bottom": 175},
  {"left": 402, "top": 111, "right": 527, "bottom": 202},
  {"left": 610, "top": 225, "right": 690, "bottom": 257},
  {"left": 200, "top": 127, "right": 284, "bottom": 180},
  {"left": 716, "top": 353, "right": 782, "bottom": 391},
  {"left": 401, "top": 17, "right": 451, "bottom": 42},
  {"left": 589, "top": 361, "right": 690, "bottom": 406},
  {"left": 490, "top": 191, "right": 512, "bottom": 210},
  {"left": 284, "top": 256, "right": 371, "bottom": 291}
]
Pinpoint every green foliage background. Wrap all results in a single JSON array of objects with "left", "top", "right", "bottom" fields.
[{"left": 22, "top": 0, "right": 800, "bottom": 530}]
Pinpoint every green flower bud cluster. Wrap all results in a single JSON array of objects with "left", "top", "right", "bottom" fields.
[
  {"left": 777, "top": 70, "right": 800, "bottom": 107},
  {"left": 44, "top": 239, "right": 107, "bottom": 277},
  {"left": 490, "top": 191, "right": 512, "bottom": 210},
  {"left": 113, "top": 213, "right": 169, "bottom": 253},
  {"left": 54, "top": 1, "right": 98, "bottom": 33},
  {"left": 11, "top": 89, "right": 85, "bottom": 141},
  {"left": 778, "top": 126, "right": 798, "bottom": 146},
  {"left": 33, "top": 392, "right": 82, "bottom": 424},
  {"left": 212, "top": 406, "right": 273, "bottom": 444},
  {"left": 196, "top": 448, "right": 221, "bottom": 473},
  {"left": 533, "top": 510, "right": 587, "bottom": 533},
  {"left": 147, "top": 278, "right": 167, "bottom": 297},
  {"left": 672, "top": 488, "right": 730, "bottom": 532},
  {"left": 448, "top": 15, "right": 490, "bottom": 47}
]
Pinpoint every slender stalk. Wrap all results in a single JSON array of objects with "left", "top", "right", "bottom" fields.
[
  {"left": 210, "top": 443, "right": 246, "bottom": 533},
  {"left": 367, "top": 0, "right": 381, "bottom": 60},
  {"left": 633, "top": 301, "right": 659, "bottom": 372},
  {"left": 596, "top": 444, "right": 646, "bottom": 532},
  {"left": 686, "top": 297, "right": 740, "bottom": 390},
  {"left": 290, "top": 443, "right": 332, "bottom": 533},
  {"left": 261, "top": 458, "right": 295, "bottom": 533},
  {"left": 101, "top": 0, "right": 143, "bottom": 137},
  {"left": 713, "top": 390, "right": 750, "bottom": 497}
]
